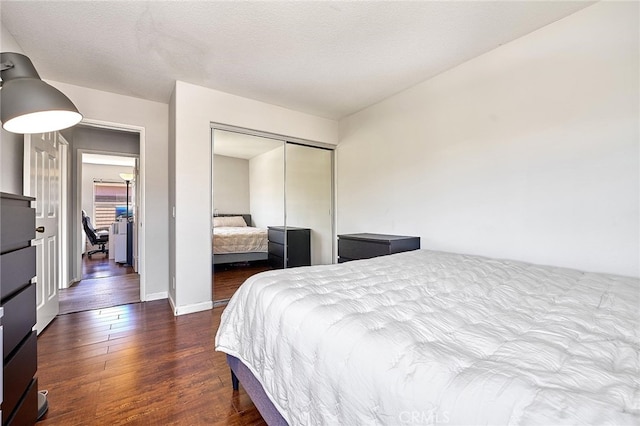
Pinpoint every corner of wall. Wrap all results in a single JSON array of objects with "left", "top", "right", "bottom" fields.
[{"left": 168, "top": 84, "right": 177, "bottom": 304}]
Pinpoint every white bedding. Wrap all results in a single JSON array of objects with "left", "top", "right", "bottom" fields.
[
  {"left": 212, "top": 226, "right": 268, "bottom": 254},
  {"left": 215, "top": 250, "right": 640, "bottom": 425}
]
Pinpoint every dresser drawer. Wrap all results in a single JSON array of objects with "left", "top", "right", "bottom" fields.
[
  {"left": 1, "top": 246, "right": 36, "bottom": 300},
  {"left": 0, "top": 196, "right": 35, "bottom": 253},
  {"left": 4, "top": 377, "right": 38, "bottom": 426},
  {"left": 268, "top": 241, "right": 284, "bottom": 258},
  {"left": 338, "top": 238, "right": 390, "bottom": 260},
  {"left": 3, "top": 330, "right": 37, "bottom": 424},
  {"left": 268, "top": 226, "right": 311, "bottom": 269},
  {"left": 268, "top": 253, "right": 284, "bottom": 269},
  {"left": 267, "top": 228, "right": 285, "bottom": 245},
  {"left": 2, "top": 283, "right": 36, "bottom": 358}
]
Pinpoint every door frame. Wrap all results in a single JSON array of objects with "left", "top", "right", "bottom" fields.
[
  {"left": 58, "top": 135, "right": 70, "bottom": 289},
  {"left": 72, "top": 119, "right": 147, "bottom": 301}
]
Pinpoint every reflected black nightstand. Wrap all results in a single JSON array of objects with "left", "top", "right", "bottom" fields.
[{"left": 268, "top": 226, "right": 311, "bottom": 268}]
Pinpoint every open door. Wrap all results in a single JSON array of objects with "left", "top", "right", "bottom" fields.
[{"left": 24, "top": 132, "right": 60, "bottom": 333}]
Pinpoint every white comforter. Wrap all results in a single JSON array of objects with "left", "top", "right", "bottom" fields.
[
  {"left": 215, "top": 250, "right": 640, "bottom": 425},
  {"left": 212, "top": 226, "right": 268, "bottom": 254}
]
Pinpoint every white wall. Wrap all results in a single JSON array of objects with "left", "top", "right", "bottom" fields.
[
  {"left": 212, "top": 155, "right": 250, "bottom": 215},
  {"left": 338, "top": 1, "right": 639, "bottom": 278},
  {"left": 51, "top": 81, "right": 170, "bottom": 299},
  {"left": 249, "top": 146, "right": 285, "bottom": 229},
  {"left": 172, "top": 81, "right": 338, "bottom": 315}
]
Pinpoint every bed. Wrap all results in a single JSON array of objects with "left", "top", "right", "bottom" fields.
[
  {"left": 215, "top": 249, "right": 639, "bottom": 425},
  {"left": 212, "top": 214, "right": 268, "bottom": 265}
]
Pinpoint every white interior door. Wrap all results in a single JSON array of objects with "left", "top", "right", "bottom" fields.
[{"left": 24, "top": 132, "right": 60, "bottom": 334}]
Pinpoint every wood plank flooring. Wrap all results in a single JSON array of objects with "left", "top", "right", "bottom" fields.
[
  {"left": 213, "top": 262, "right": 272, "bottom": 302},
  {"left": 83, "top": 255, "right": 134, "bottom": 279},
  {"left": 37, "top": 301, "right": 266, "bottom": 425},
  {"left": 59, "top": 274, "right": 140, "bottom": 315},
  {"left": 59, "top": 256, "right": 139, "bottom": 315}
]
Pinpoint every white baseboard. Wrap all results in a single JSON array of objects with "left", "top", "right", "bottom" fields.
[
  {"left": 168, "top": 294, "right": 177, "bottom": 314},
  {"left": 173, "top": 300, "right": 213, "bottom": 316},
  {"left": 144, "top": 291, "right": 168, "bottom": 302},
  {"left": 63, "top": 278, "right": 80, "bottom": 289}
]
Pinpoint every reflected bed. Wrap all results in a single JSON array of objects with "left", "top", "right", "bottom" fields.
[{"left": 212, "top": 214, "right": 268, "bottom": 265}]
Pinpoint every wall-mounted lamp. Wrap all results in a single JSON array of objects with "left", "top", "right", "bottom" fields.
[{"left": 0, "top": 52, "right": 82, "bottom": 134}]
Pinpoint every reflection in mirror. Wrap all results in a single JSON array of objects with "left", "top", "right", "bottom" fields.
[
  {"left": 211, "top": 129, "right": 284, "bottom": 303},
  {"left": 286, "top": 143, "right": 333, "bottom": 266}
]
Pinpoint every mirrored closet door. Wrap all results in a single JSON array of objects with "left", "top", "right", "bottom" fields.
[
  {"left": 211, "top": 129, "right": 284, "bottom": 302},
  {"left": 285, "top": 142, "right": 333, "bottom": 266},
  {"left": 211, "top": 127, "right": 334, "bottom": 304}
]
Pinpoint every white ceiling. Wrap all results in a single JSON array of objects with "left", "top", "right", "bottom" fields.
[{"left": 0, "top": 1, "right": 593, "bottom": 120}]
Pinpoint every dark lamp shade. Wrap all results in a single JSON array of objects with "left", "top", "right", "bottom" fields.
[{"left": 1, "top": 76, "right": 82, "bottom": 134}]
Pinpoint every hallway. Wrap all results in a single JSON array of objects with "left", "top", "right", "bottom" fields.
[{"left": 59, "top": 256, "right": 139, "bottom": 315}]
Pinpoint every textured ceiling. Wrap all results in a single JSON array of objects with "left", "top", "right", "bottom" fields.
[{"left": 0, "top": 1, "right": 593, "bottom": 119}]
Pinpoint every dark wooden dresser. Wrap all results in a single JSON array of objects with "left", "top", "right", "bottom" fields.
[
  {"left": 338, "top": 233, "right": 421, "bottom": 263},
  {"left": 268, "top": 226, "right": 311, "bottom": 269},
  {"left": 1, "top": 192, "right": 38, "bottom": 425}
]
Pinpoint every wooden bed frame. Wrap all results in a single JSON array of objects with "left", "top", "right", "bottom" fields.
[{"left": 212, "top": 214, "right": 268, "bottom": 265}]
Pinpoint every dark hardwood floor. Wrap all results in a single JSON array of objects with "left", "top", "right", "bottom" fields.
[
  {"left": 39, "top": 258, "right": 271, "bottom": 423},
  {"left": 37, "top": 301, "right": 266, "bottom": 425},
  {"left": 59, "top": 274, "right": 140, "bottom": 315},
  {"left": 82, "top": 254, "right": 134, "bottom": 279},
  {"left": 213, "top": 262, "right": 272, "bottom": 302},
  {"left": 59, "top": 256, "right": 139, "bottom": 315}
]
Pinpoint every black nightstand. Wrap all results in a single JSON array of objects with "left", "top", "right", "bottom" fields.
[
  {"left": 338, "top": 233, "right": 420, "bottom": 263},
  {"left": 268, "top": 226, "right": 311, "bottom": 269}
]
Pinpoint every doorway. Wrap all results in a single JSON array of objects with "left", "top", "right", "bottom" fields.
[
  {"left": 80, "top": 153, "right": 137, "bottom": 274},
  {"left": 59, "top": 124, "right": 143, "bottom": 314}
]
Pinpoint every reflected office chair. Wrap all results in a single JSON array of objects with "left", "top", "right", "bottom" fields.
[{"left": 82, "top": 210, "right": 109, "bottom": 258}]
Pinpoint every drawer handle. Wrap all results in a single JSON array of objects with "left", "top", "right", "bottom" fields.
[{"left": 36, "top": 226, "right": 45, "bottom": 233}]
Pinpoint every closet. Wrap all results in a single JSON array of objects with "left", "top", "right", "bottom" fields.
[{"left": 211, "top": 127, "right": 334, "bottom": 271}]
